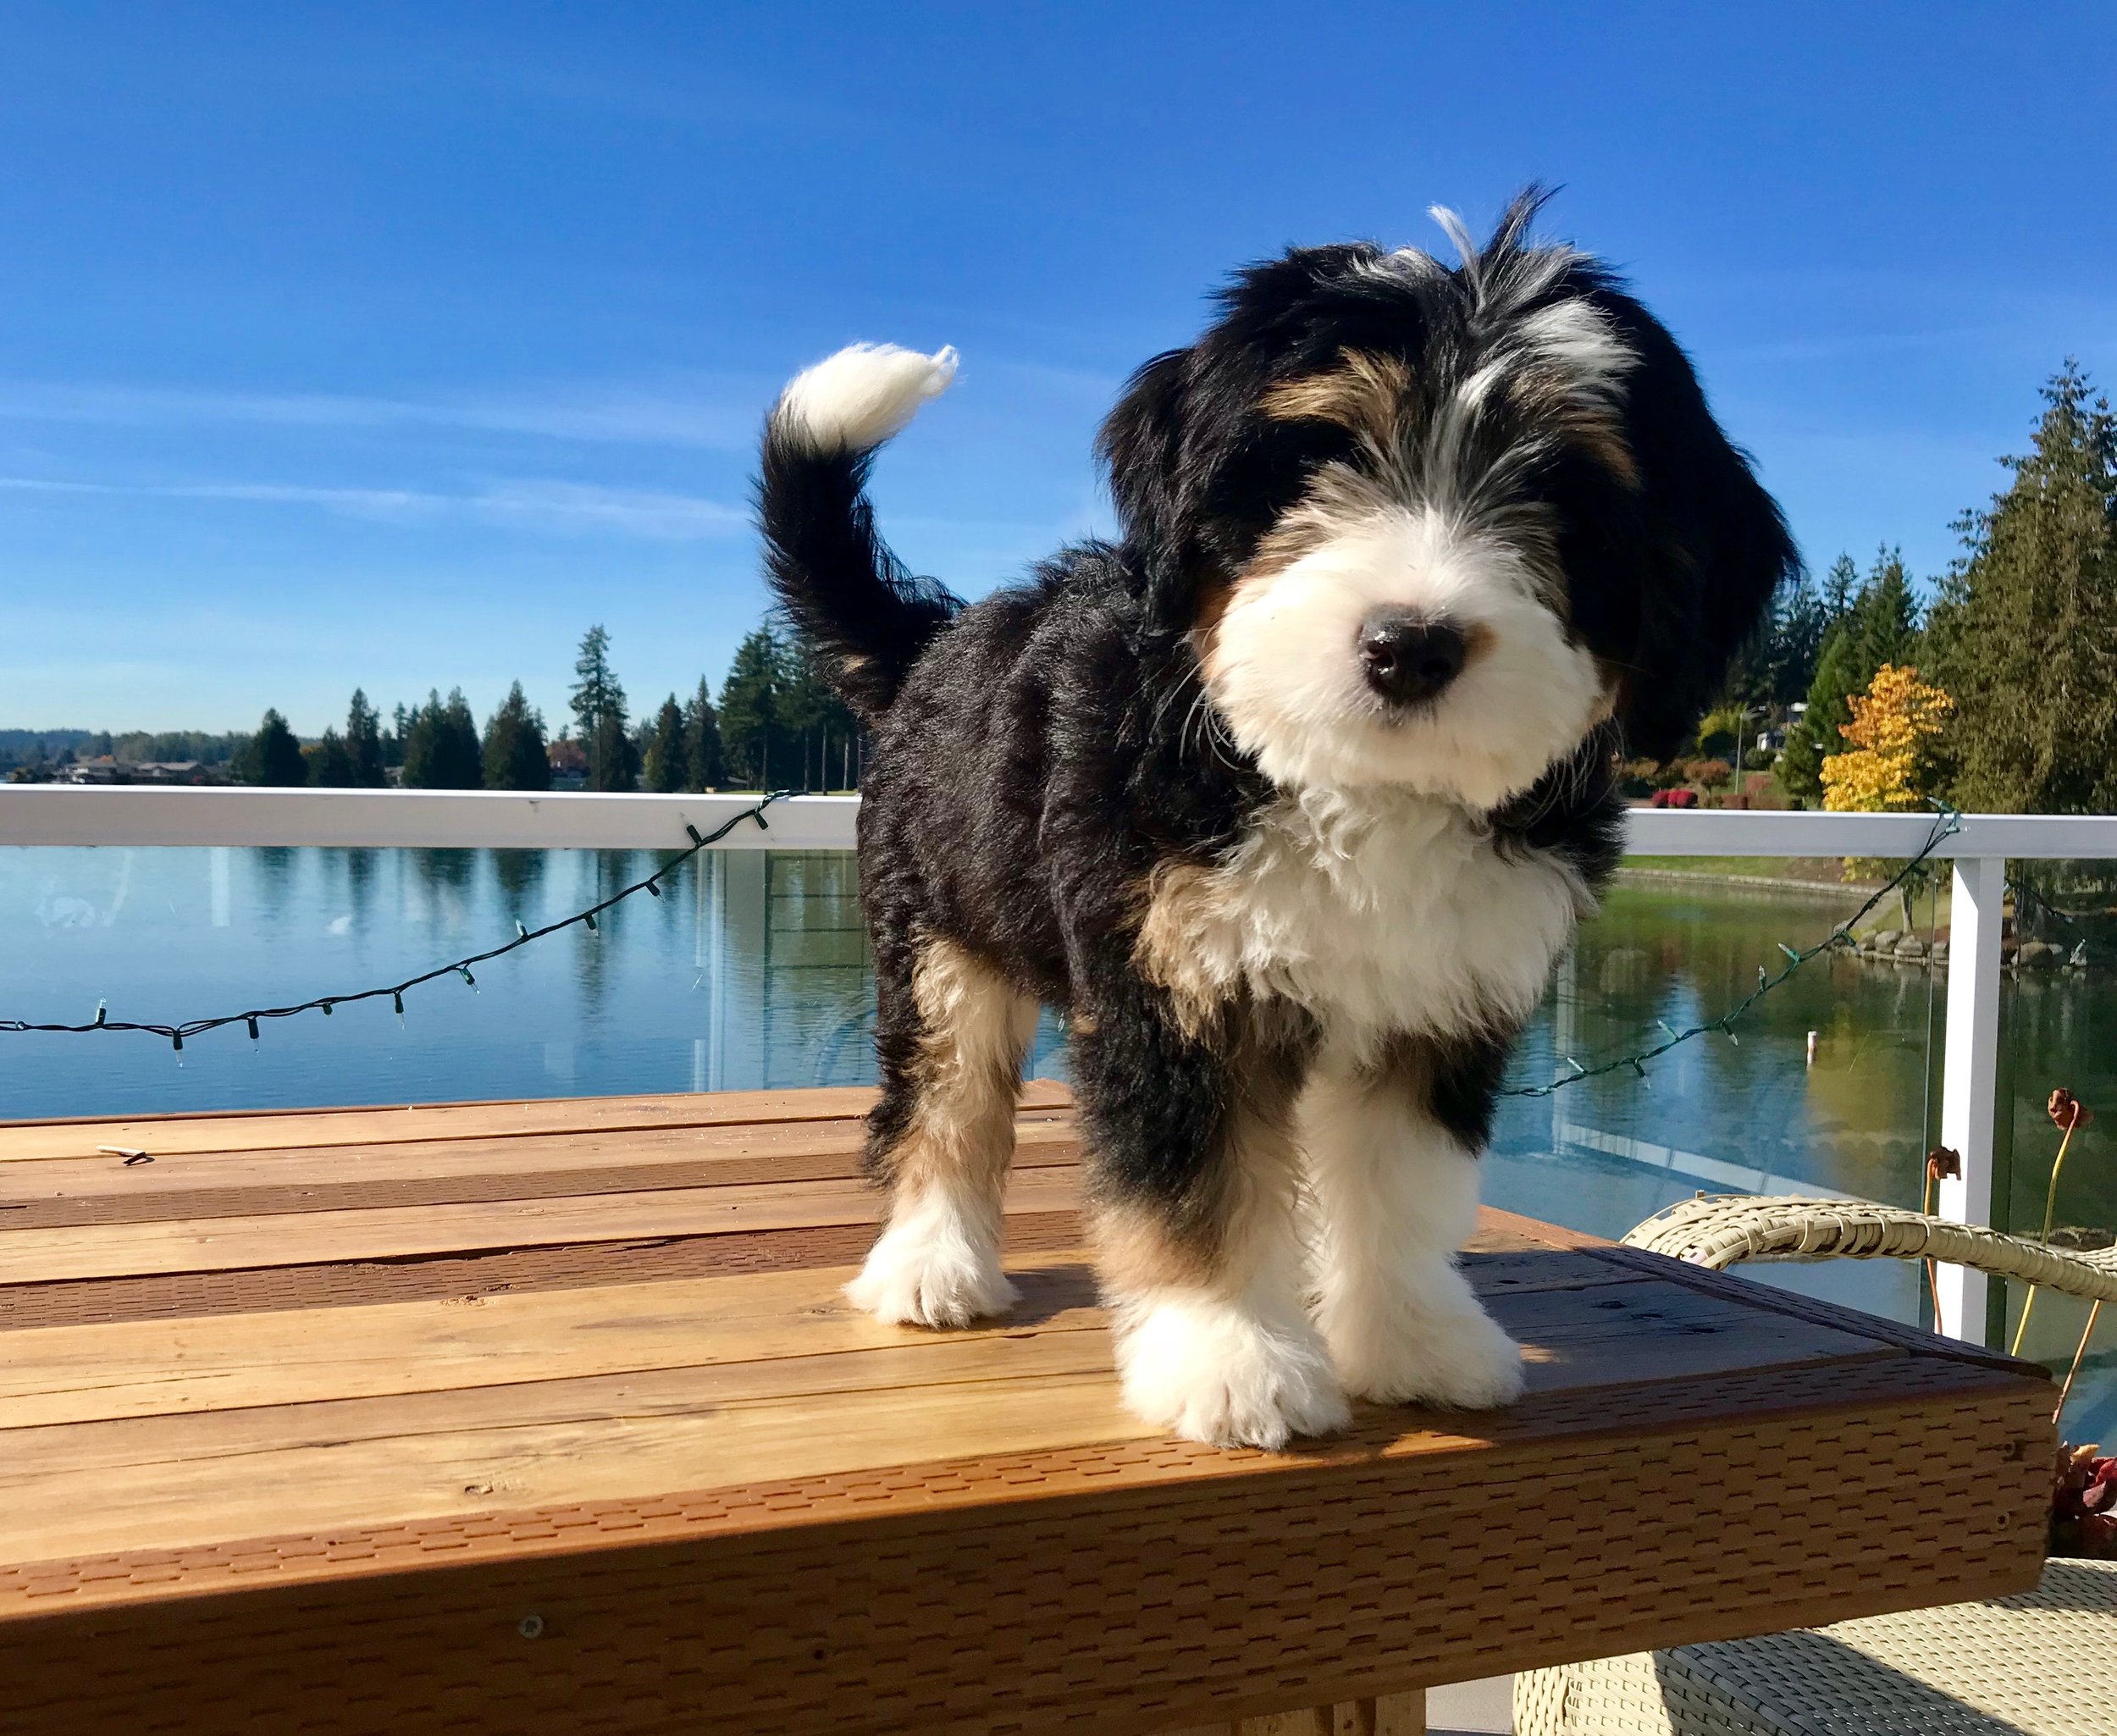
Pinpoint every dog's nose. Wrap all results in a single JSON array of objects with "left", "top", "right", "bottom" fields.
[{"left": 1357, "top": 611, "right": 1468, "bottom": 706}]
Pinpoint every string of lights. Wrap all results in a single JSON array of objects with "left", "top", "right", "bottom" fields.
[
  {"left": 1505, "top": 801, "right": 1964, "bottom": 1097},
  {"left": 3, "top": 791, "right": 1965, "bottom": 1089},
  {"left": 0, "top": 791, "right": 793, "bottom": 1052}
]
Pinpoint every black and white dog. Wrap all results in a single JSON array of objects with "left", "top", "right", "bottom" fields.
[{"left": 757, "top": 192, "right": 1794, "bottom": 1449}]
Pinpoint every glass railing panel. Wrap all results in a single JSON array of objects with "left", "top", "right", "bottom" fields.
[
  {"left": 1996, "top": 857, "right": 2117, "bottom": 1443},
  {"left": 1488, "top": 869, "right": 1943, "bottom": 1330}
]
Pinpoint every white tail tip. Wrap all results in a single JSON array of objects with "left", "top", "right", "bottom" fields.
[{"left": 773, "top": 342, "right": 959, "bottom": 454}]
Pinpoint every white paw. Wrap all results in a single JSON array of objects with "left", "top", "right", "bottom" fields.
[
  {"left": 1326, "top": 1299, "right": 1526, "bottom": 1411},
  {"left": 1116, "top": 1294, "right": 1351, "bottom": 1450},
  {"left": 844, "top": 1212, "right": 1016, "bottom": 1329}
]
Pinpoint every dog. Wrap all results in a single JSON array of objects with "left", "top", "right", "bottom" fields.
[{"left": 756, "top": 191, "right": 1794, "bottom": 1449}]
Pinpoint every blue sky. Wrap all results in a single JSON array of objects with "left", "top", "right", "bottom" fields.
[{"left": 3, "top": 3, "right": 2111, "bottom": 735}]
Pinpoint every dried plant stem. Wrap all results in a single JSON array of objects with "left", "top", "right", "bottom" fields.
[
  {"left": 2013, "top": 1112, "right": 2086, "bottom": 1357},
  {"left": 2059, "top": 1300, "right": 2104, "bottom": 1425}
]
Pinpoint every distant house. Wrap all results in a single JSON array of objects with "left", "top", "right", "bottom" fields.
[
  {"left": 547, "top": 738, "right": 589, "bottom": 790},
  {"left": 134, "top": 760, "right": 215, "bottom": 784},
  {"left": 60, "top": 756, "right": 122, "bottom": 783}
]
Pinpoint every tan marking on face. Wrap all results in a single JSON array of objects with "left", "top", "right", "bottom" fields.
[
  {"left": 1506, "top": 366, "right": 1640, "bottom": 488},
  {"left": 877, "top": 937, "right": 1037, "bottom": 1199},
  {"left": 1258, "top": 349, "right": 1412, "bottom": 445}
]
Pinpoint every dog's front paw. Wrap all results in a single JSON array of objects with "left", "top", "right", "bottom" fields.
[
  {"left": 844, "top": 1213, "right": 1017, "bottom": 1329},
  {"left": 1116, "top": 1294, "right": 1351, "bottom": 1450},
  {"left": 1327, "top": 1297, "right": 1526, "bottom": 1411}
]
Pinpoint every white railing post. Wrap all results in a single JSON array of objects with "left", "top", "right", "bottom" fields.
[{"left": 1936, "top": 856, "right": 2006, "bottom": 1343}]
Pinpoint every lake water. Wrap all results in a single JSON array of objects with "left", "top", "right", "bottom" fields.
[{"left": 7, "top": 844, "right": 2114, "bottom": 1436}]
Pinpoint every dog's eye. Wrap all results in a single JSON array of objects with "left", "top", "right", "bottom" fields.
[{"left": 1211, "top": 419, "right": 1357, "bottom": 527}]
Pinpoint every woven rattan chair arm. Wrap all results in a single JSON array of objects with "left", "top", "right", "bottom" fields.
[{"left": 1622, "top": 1194, "right": 2117, "bottom": 1307}]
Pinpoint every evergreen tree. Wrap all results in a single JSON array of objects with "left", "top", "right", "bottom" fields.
[
  {"left": 718, "top": 626, "right": 782, "bottom": 788},
  {"left": 1779, "top": 549, "right": 1924, "bottom": 802},
  {"left": 776, "top": 625, "right": 862, "bottom": 790},
  {"left": 682, "top": 677, "right": 726, "bottom": 790},
  {"left": 642, "top": 694, "right": 688, "bottom": 793},
  {"left": 1849, "top": 548, "right": 1921, "bottom": 672},
  {"left": 570, "top": 623, "right": 635, "bottom": 792},
  {"left": 1927, "top": 363, "right": 2117, "bottom": 812},
  {"left": 589, "top": 709, "right": 638, "bottom": 792},
  {"left": 1768, "top": 567, "right": 1832, "bottom": 706},
  {"left": 401, "top": 688, "right": 483, "bottom": 789},
  {"left": 481, "top": 682, "right": 552, "bottom": 791},
  {"left": 1821, "top": 551, "right": 1860, "bottom": 622},
  {"left": 345, "top": 689, "right": 387, "bottom": 788},
  {"left": 386, "top": 703, "right": 410, "bottom": 770},
  {"left": 233, "top": 709, "right": 307, "bottom": 787},
  {"left": 304, "top": 728, "right": 357, "bottom": 788}
]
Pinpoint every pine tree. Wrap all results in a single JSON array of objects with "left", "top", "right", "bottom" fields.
[
  {"left": 401, "top": 689, "right": 483, "bottom": 789},
  {"left": 776, "top": 625, "right": 861, "bottom": 790},
  {"left": 1768, "top": 567, "right": 1831, "bottom": 706},
  {"left": 682, "top": 677, "right": 725, "bottom": 790},
  {"left": 234, "top": 710, "right": 307, "bottom": 787},
  {"left": 642, "top": 694, "right": 688, "bottom": 793},
  {"left": 304, "top": 728, "right": 357, "bottom": 788},
  {"left": 1926, "top": 364, "right": 2117, "bottom": 812},
  {"left": 1778, "top": 549, "right": 1925, "bottom": 802},
  {"left": 1821, "top": 552, "right": 1860, "bottom": 621},
  {"left": 387, "top": 702, "right": 410, "bottom": 770},
  {"left": 589, "top": 710, "right": 638, "bottom": 792},
  {"left": 481, "top": 682, "right": 552, "bottom": 791},
  {"left": 718, "top": 627, "right": 782, "bottom": 788},
  {"left": 570, "top": 624, "right": 635, "bottom": 792},
  {"left": 345, "top": 689, "right": 387, "bottom": 787},
  {"left": 1849, "top": 548, "right": 1921, "bottom": 672}
]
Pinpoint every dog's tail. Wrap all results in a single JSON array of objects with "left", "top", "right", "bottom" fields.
[{"left": 757, "top": 343, "right": 964, "bottom": 721}]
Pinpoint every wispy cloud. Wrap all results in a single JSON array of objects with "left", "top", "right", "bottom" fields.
[
  {"left": 0, "top": 379, "right": 759, "bottom": 449},
  {"left": 0, "top": 473, "right": 749, "bottom": 539}
]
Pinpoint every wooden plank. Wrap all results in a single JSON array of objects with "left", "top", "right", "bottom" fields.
[
  {"left": 0, "top": 1114, "right": 1081, "bottom": 1227},
  {"left": 0, "top": 1250, "right": 1635, "bottom": 1428},
  {"left": 0, "top": 1168, "right": 1085, "bottom": 1283},
  {"left": 0, "top": 1255, "right": 1105, "bottom": 1426},
  {"left": 0, "top": 1277, "right": 1900, "bottom": 1566},
  {"left": 0, "top": 1079, "right": 1074, "bottom": 1163},
  {"left": 0, "top": 1345, "right": 1146, "bottom": 1564}
]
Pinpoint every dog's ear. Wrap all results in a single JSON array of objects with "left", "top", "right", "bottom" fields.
[
  {"left": 1590, "top": 290, "right": 1799, "bottom": 765},
  {"left": 1096, "top": 348, "right": 1201, "bottom": 631}
]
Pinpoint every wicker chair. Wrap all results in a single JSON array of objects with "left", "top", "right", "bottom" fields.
[{"left": 1516, "top": 1193, "right": 2117, "bottom": 1736}]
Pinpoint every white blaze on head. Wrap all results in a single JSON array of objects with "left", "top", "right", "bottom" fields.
[
  {"left": 1202, "top": 504, "right": 1606, "bottom": 808},
  {"left": 773, "top": 342, "right": 959, "bottom": 454}
]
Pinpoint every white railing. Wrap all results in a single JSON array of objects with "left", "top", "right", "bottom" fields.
[{"left": 9, "top": 786, "right": 2117, "bottom": 1347}]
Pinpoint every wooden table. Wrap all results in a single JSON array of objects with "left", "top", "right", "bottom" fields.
[{"left": 0, "top": 1084, "right": 2054, "bottom": 1735}]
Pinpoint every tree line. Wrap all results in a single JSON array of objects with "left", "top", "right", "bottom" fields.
[
  {"left": 227, "top": 618, "right": 865, "bottom": 793},
  {"left": 1692, "top": 361, "right": 2117, "bottom": 816}
]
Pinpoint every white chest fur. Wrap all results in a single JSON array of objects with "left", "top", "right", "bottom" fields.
[{"left": 1136, "top": 790, "right": 1589, "bottom": 1048}]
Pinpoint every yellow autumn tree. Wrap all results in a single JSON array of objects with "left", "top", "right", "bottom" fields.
[
  {"left": 1821, "top": 664, "right": 1954, "bottom": 812},
  {"left": 1821, "top": 662, "right": 1954, "bottom": 909}
]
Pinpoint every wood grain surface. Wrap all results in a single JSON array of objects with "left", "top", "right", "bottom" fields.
[{"left": 0, "top": 1083, "right": 2057, "bottom": 1736}]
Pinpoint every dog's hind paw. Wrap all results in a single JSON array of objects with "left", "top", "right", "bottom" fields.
[
  {"left": 844, "top": 1209, "right": 1017, "bottom": 1330},
  {"left": 1115, "top": 1293, "right": 1351, "bottom": 1450}
]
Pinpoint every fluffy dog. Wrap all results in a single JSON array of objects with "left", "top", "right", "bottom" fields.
[{"left": 757, "top": 191, "right": 1794, "bottom": 1448}]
